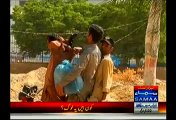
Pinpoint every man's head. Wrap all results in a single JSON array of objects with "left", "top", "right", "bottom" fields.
[
  {"left": 87, "top": 24, "right": 104, "bottom": 44},
  {"left": 47, "top": 34, "right": 65, "bottom": 43},
  {"left": 100, "top": 36, "right": 114, "bottom": 55}
]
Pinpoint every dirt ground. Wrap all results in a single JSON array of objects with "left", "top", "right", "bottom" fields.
[{"left": 10, "top": 67, "right": 166, "bottom": 102}]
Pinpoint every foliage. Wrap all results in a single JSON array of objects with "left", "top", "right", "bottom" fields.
[
  {"left": 158, "top": 1, "right": 166, "bottom": 65},
  {"left": 12, "top": 0, "right": 96, "bottom": 56},
  {"left": 12, "top": 0, "right": 166, "bottom": 64}
]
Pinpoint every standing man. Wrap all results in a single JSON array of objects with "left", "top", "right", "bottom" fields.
[
  {"left": 56, "top": 24, "right": 104, "bottom": 102},
  {"left": 88, "top": 37, "right": 114, "bottom": 102},
  {"left": 41, "top": 35, "right": 74, "bottom": 102}
]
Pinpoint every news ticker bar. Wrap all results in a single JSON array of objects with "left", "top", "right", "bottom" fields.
[
  {"left": 10, "top": 113, "right": 166, "bottom": 119},
  {"left": 10, "top": 102, "right": 166, "bottom": 113}
]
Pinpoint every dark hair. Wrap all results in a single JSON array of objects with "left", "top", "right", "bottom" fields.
[
  {"left": 47, "top": 33, "right": 63, "bottom": 42},
  {"left": 47, "top": 33, "right": 58, "bottom": 42},
  {"left": 88, "top": 24, "right": 104, "bottom": 43},
  {"left": 101, "top": 36, "right": 114, "bottom": 47}
]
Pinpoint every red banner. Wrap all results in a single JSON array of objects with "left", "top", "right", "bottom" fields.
[
  {"left": 134, "top": 86, "right": 158, "bottom": 90},
  {"left": 10, "top": 102, "right": 166, "bottom": 113}
]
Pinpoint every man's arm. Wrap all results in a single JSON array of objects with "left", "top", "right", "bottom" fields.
[
  {"left": 56, "top": 53, "right": 89, "bottom": 96},
  {"left": 102, "top": 60, "right": 113, "bottom": 101},
  {"left": 59, "top": 53, "right": 90, "bottom": 87}
]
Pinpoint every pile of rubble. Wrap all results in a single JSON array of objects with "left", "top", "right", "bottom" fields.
[{"left": 10, "top": 67, "right": 166, "bottom": 102}]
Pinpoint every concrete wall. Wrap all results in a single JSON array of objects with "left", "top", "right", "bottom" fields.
[
  {"left": 10, "top": 63, "right": 48, "bottom": 74},
  {"left": 156, "top": 67, "right": 166, "bottom": 80},
  {"left": 10, "top": 63, "right": 166, "bottom": 80}
]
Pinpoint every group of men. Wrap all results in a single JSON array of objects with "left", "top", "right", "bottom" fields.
[{"left": 41, "top": 24, "right": 114, "bottom": 102}]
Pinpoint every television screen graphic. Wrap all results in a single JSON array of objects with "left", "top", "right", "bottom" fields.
[
  {"left": 134, "top": 86, "right": 158, "bottom": 113},
  {"left": 10, "top": 0, "right": 166, "bottom": 119}
]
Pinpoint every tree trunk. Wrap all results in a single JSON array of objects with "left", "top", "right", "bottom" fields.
[{"left": 144, "top": 0, "right": 163, "bottom": 85}]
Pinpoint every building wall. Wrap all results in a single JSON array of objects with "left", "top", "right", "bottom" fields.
[
  {"left": 88, "top": 0, "right": 108, "bottom": 4},
  {"left": 10, "top": 0, "right": 20, "bottom": 15},
  {"left": 10, "top": 0, "right": 28, "bottom": 54}
]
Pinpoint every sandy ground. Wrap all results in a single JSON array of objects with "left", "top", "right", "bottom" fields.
[{"left": 10, "top": 67, "right": 166, "bottom": 102}]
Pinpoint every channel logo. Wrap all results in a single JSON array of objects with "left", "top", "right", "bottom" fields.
[{"left": 134, "top": 86, "right": 158, "bottom": 113}]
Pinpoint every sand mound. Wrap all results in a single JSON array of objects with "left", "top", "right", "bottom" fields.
[
  {"left": 10, "top": 67, "right": 166, "bottom": 102},
  {"left": 108, "top": 76, "right": 166, "bottom": 102},
  {"left": 10, "top": 67, "right": 46, "bottom": 102}
]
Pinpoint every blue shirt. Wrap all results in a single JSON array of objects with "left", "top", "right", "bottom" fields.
[{"left": 59, "top": 44, "right": 101, "bottom": 101}]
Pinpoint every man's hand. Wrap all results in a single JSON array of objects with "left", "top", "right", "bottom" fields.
[
  {"left": 101, "top": 99, "right": 107, "bottom": 102},
  {"left": 73, "top": 47, "right": 82, "bottom": 54},
  {"left": 56, "top": 84, "right": 65, "bottom": 96}
]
